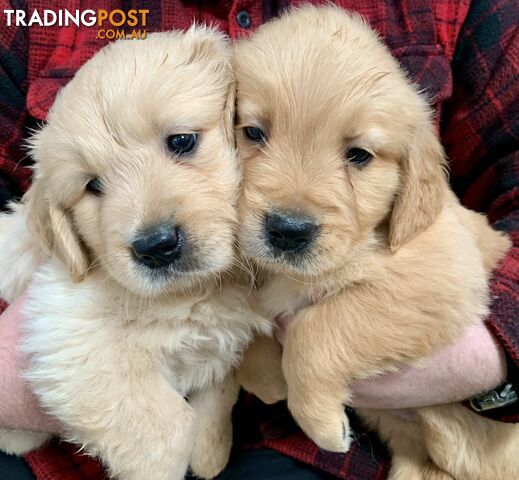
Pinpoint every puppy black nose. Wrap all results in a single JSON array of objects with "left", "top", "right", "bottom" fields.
[
  {"left": 131, "top": 224, "right": 182, "bottom": 268},
  {"left": 265, "top": 212, "right": 317, "bottom": 252}
]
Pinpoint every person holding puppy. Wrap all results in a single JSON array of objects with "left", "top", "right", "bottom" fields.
[{"left": 0, "top": 0, "right": 517, "bottom": 479}]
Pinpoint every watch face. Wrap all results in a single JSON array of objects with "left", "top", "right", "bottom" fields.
[{"left": 470, "top": 384, "right": 518, "bottom": 412}]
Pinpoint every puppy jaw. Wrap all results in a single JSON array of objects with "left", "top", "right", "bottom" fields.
[
  {"left": 26, "top": 28, "right": 239, "bottom": 297},
  {"left": 234, "top": 5, "right": 447, "bottom": 280}
]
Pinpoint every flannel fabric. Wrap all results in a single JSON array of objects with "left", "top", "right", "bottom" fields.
[{"left": 0, "top": 0, "right": 517, "bottom": 478}]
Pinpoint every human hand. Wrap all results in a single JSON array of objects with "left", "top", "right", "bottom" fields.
[
  {"left": 275, "top": 318, "right": 506, "bottom": 409},
  {"left": 0, "top": 295, "right": 61, "bottom": 432}
]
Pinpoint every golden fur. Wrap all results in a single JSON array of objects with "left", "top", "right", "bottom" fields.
[
  {"left": 0, "top": 29, "right": 270, "bottom": 480},
  {"left": 234, "top": 6, "right": 517, "bottom": 479}
]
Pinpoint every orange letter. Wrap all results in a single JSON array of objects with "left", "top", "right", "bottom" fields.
[
  {"left": 127, "top": 10, "right": 138, "bottom": 27},
  {"left": 139, "top": 10, "right": 149, "bottom": 27},
  {"left": 97, "top": 9, "right": 108, "bottom": 27},
  {"left": 109, "top": 9, "right": 125, "bottom": 27}
]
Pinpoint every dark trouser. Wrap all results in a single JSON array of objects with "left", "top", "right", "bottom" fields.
[{"left": 0, "top": 449, "right": 336, "bottom": 479}]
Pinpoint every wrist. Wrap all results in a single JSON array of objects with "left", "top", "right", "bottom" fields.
[{"left": 470, "top": 346, "right": 518, "bottom": 412}]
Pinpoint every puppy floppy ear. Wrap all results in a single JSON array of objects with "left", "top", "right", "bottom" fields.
[
  {"left": 389, "top": 121, "right": 447, "bottom": 251},
  {"left": 25, "top": 174, "right": 90, "bottom": 282}
]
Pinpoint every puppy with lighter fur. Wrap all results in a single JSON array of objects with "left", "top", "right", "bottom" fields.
[
  {"left": 234, "top": 6, "right": 518, "bottom": 480},
  {"left": 0, "top": 28, "right": 269, "bottom": 480}
]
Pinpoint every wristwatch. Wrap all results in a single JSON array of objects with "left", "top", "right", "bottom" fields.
[{"left": 470, "top": 350, "right": 519, "bottom": 412}]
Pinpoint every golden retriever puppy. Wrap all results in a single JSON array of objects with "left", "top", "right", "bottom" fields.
[
  {"left": 234, "top": 6, "right": 518, "bottom": 480},
  {"left": 0, "top": 28, "right": 269, "bottom": 480}
]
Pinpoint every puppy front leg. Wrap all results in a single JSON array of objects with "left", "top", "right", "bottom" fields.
[
  {"left": 189, "top": 374, "right": 240, "bottom": 479},
  {"left": 34, "top": 370, "right": 195, "bottom": 480},
  {"left": 282, "top": 282, "right": 462, "bottom": 454},
  {"left": 95, "top": 378, "right": 193, "bottom": 480},
  {"left": 236, "top": 335, "right": 287, "bottom": 404},
  {"left": 283, "top": 302, "right": 354, "bottom": 452}
]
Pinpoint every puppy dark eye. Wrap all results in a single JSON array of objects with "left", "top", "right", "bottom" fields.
[
  {"left": 245, "top": 126, "right": 266, "bottom": 143},
  {"left": 346, "top": 148, "right": 373, "bottom": 167},
  {"left": 86, "top": 177, "right": 103, "bottom": 196},
  {"left": 167, "top": 133, "right": 197, "bottom": 155}
]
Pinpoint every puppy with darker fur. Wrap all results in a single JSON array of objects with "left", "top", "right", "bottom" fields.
[
  {"left": 0, "top": 29, "right": 269, "bottom": 480},
  {"left": 234, "top": 6, "right": 518, "bottom": 479}
]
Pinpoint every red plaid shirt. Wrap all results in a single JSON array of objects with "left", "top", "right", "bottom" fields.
[{"left": 0, "top": 1, "right": 517, "bottom": 479}]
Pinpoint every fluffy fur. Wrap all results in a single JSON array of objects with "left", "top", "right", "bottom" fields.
[
  {"left": 234, "top": 6, "right": 518, "bottom": 479},
  {"left": 0, "top": 28, "right": 269, "bottom": 480}
]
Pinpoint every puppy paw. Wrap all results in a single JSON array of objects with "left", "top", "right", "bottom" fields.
[
  {"left": 313, "top": 414, "right": 352, "bottom": 453},
  {"left": 190, "top": 418, "right": 232, "bottom": 479},
  {"left": 0, "top": 428, "right": 52, "bottom": 455},
  {"left": 290, "top": 402, "right": 352, "bottom": 453}
]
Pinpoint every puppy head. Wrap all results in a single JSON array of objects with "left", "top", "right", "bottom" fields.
[
  {"left": 234, "top": 6, "right": 446, "bottom": 280},
  {"left": 26, "top": 27, "right": 239, "bottom": 296}
]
